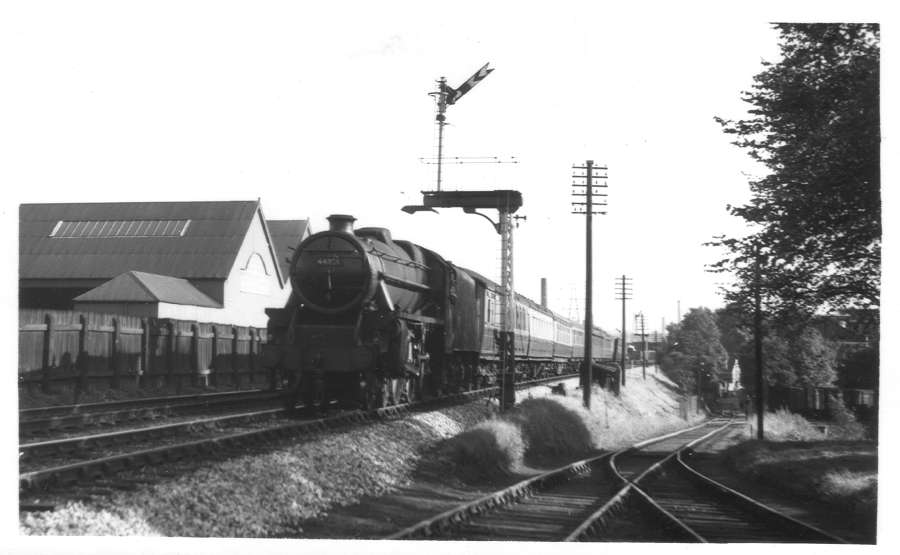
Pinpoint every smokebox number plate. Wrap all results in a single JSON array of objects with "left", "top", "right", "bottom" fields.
[{"left": 316, "top": 256, "right": 343, "bottom": 266}]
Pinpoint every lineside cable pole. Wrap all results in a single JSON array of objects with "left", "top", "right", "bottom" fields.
[
  {"left": 753, "top": 242, "right": 765, "bottom": 440},
  {"left": 615, "top": 275, "right": 632, "bottom": 388},
  {"left": 572, "top": 160, "right": 608, "bottom": 408},
  {"left": 635, "top": 312, "right": 647, "bottom": 380}
]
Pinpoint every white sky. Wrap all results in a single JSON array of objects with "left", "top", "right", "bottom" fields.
[
  {"left": 2, "top": 1, "right": 789, "bottom": 334},
  {"left": 2, "top": 0, "right": 896, "bottom": 549}
]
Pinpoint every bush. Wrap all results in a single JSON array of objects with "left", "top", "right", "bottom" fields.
[
  {"left": 745, "top": 408, "right": 867, "bottom": 441},
  {"left": 441, "top": 419, "right": 526, "bottom": 482},
  {"left": 826, "top": 394, "right": 869, "bottom": 439},
  {"left": 748, "top": 409, "right": 825, "bottom": 441},
  {"left": 509, "top": 397, "right": 597, "bottom": 466}
]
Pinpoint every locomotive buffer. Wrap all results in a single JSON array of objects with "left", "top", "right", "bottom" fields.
[{"left": 403, "top": 189, "right": 523, "bottom": 410}]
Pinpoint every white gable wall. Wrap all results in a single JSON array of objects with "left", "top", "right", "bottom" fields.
[
  {"left": 156, "top": 209, "right": 291, "bottom": 327},
  {"left": 218, "top": 209, "right": 291, "bottom": 327}
]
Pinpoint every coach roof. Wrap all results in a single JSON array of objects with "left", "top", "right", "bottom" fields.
[{"left": 20, "top": 200, "right": 265, "bottom": 281}]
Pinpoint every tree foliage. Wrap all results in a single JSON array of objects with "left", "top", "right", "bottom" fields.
[
  {"left": 738, "top": 325, "right": 837, "bottom": 392},
  {"left": 790, "top": 327, "right": 837, "bottom": 387},
  {"left": 714, "top": 304, "right": 751, "bottom": 371},
  {"left": 836, "top": 346, "right": 876, "bottom": 389},
  {"left": 711, "top": 23, "right": 880, "bottom": 318},
  {"left": 738, "top": 334, "right": 794, "bottom": 393},
  {"left": 660, "top": 308, "right": 728, "bottom": 393}
]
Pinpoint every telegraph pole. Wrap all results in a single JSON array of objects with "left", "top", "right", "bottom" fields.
[
  {"left": 635, "top": 312, "right": 647, "bottom": 380},
  {"left": 753, "top": 242, "right": 765, "bottom": 439},
  {"left": 615, "top": 275, "right": 632, "bottom": 387},
  {"left": 572, "top": 160, "right": 608, "bottom": 409}
]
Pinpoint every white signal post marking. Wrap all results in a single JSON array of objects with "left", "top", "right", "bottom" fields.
[{"left": 448, "top": 63, "right": 493, "bottom": 104}]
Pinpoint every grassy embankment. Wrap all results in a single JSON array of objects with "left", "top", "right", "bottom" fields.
[
  {"left": 438, "top": 369, "right": 703, "bottom": 481},
  {"left": 723, "top": 409, "right": 876, "bottom": 534}
]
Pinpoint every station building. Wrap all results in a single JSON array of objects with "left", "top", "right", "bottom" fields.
[{"left": 19, "top": 200, "right": 309, "bottom": 327}]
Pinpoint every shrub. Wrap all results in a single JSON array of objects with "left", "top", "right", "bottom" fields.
[
  {"left": 441, "top": 419, "right": 525, "bottom": 481},
  {"left": 509, "top": 397, "right": 597, "bottom": 466}
]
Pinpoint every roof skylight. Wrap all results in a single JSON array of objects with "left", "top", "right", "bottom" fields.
[{"left": 50, "top": 219, "right": 191, "bottom": 238}]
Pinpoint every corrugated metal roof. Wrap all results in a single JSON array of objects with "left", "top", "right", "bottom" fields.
[
  {"left": 20, "top": 201, "right": 259, "bottom": 280},
  {"left": 266, "top": 219, "right": 309, "bottom": 279},
  {"left": 73, "top": 271, "right": 222, "bottom": 308}
]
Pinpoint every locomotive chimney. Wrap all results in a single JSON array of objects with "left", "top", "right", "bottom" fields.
[
  {"left": 327, "top": 214, "right": 356, "bottom": 234},
  {"left": 541, "top": 278, "right": 547, "bottom": 308}
]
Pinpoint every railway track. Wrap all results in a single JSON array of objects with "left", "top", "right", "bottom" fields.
[
  {"left": 19, "top": 373, "right": 579, "bottom": 502},
  {"left": 389, "top": 419, "right": 849, "bottom": 543},
  {"left": 19, "top": 406, "right": 292, "bottom": 469},
  {"left": 19, "top": 389, "right": 284, "bottom": 438},
  {"left": 386, "top": 421, "right": 721, "bottom": 541},
  {"left": 609, "top": 445, "right": 848, "bottom": 543}
]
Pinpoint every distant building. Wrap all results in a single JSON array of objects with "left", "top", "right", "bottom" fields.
[
  {"left": 814, "top": 310, "right": 879, "bottom": 346},
  {"left": 73, "top": 270, "right": 224, "bottom": 321},
  {"left": 728, "top": 360, "right": 741, "bottom": 392},
  {"left": 265, "top": 219, "right": 310, "bottom": 279},
  {"left": 19, "top": 201, "right": 310, "bottom": 327}
]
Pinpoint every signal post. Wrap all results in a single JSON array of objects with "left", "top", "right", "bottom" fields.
[
  {"left": 406, "top": 65, "right": 523, "bottom": 409},
  {"left": 403, "top": 190, "right": 523, "bottom": 410}
]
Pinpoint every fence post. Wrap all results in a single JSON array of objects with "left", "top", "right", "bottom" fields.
[
  {"left": 41, "top": 313, "right": 54, "bottom": 394},
  {"left": 167, "top": 320, "right": 177, "bottom": 391},
  {"left": 75, "top": 314, "right": 89, "bottom": 402},
  {"left": 110, "top": 318, "right": 121, "bottom": 389},
  {"left": 191, "top": 323, "right": 200, "bottom": 388},
  {"left": 209, "top": 325, "right": 218, "bottom": 388},
  {"left": 232, "top": 327, "right": 240, "bottom": 389},
  {"left": 139, "top": 318, "right": 149, "bottom": 389},
  {"left": 256, "top": 328, "right": 272, "bottom": 390}
]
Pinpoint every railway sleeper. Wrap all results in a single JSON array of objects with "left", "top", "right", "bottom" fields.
[{"left": 670, "top": 456, "right": 846, "bottom": 543}]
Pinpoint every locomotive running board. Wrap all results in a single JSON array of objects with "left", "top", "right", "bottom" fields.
[{"left": 396, "top": 311, "right": 443, "bottom": 326}]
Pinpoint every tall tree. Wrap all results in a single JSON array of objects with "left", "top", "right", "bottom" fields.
[
  {"left": 711, "top": 24, "right": 880, "bottom": 317},
  {"left": 660, "top": 308, "right": 728, "bottom": 393},
  {"left": 715, "top": 304, "right": 751, "bottom": 373},
  {"left": 738, "top": 333, "right": 795, "bottom": 392},
  {"left": 790, "top": 327, "right": 838, "bottom": 387}
]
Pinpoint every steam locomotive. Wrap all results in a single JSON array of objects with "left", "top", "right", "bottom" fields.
[{"left": 263, "top": 214, "right": 615, "bottom": 410}]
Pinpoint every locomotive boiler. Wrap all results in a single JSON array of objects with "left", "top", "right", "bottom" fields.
[
  {"left": 264, "top": 214, "right": 616, "bottom": 411},
  {"left": 265, "top": 214, "right": 471, "bottom": 409}
]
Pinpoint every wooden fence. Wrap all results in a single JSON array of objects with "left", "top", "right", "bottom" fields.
[{"left": 18, "top": 309, "right": 274, "bottom": 395}]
